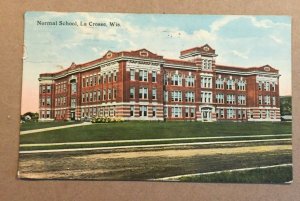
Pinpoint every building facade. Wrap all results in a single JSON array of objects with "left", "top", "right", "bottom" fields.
[{"left": 38, "top": 44, "right": 281, "bottom": 122}]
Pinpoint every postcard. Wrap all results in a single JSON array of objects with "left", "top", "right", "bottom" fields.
[{"left": 19, "top": 12, "right": 292, "bottom": 183}]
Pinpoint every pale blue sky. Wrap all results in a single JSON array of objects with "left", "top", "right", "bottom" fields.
[{"left": 22, "top": 12, "right": 291, "bottom": 113}]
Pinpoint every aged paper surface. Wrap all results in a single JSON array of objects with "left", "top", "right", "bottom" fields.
[{"left": 0, "top": 0, "right": 300, "bottom": 200}]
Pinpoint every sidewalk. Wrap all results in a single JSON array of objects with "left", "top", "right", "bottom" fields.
[{"left": 20, "top": 122, "right": 93, "bottom": 135}]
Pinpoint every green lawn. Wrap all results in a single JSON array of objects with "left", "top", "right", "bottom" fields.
[
  {"left": 179, "top": 166, "right": 292, "bottom": 183},
  {"left": 20, "top": 121, "right": 292, "bottom": 144},
  {"left": 20, "top": 121, "right": 82, "bottom": 131}
]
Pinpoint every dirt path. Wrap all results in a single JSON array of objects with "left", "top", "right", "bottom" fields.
[
  {"left": 74, "top": 144, "right": 291, "bottom": 160},
  {"left": 18, "top": 144, "right": 292, "bottom": 180}
]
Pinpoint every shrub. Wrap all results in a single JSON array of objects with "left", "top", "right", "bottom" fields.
[{"left": 91, "top": 116, "right": 124, "bottom": 123}]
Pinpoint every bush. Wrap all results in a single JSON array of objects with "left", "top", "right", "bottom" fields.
[{"left": 91, "top": 116, "right": 124, "bottom": 123}]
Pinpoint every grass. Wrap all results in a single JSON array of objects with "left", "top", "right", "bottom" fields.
[
  {"left": 20, "top": 121, "right": 82, "bottom": 131},
  {"left": 179, "top": 166, "right": 292, "bottom": 183},
  {"left": 20, "top": 121, "right": 292, "bottom": 144}
]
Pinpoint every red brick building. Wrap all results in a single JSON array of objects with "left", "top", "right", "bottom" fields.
[{"left": 38, "top": 44, "right": 281, "bottom": 122}]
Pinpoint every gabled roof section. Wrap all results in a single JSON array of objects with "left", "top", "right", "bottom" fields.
[
  {"left": 216, "top": 64, "right": 279, "bottom": 73},
  {"left": 122, "top": 48, "right": 164, "bottom": 60},
  {"left": 180, "top": 44, "right": 217, "bottom": 58},
  {"left": 39, "top": 48, "right": 164, "bottom": 78}
]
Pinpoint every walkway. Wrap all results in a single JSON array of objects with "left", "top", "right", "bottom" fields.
[{"left": 20, "top": 122, "right": 93, "bottom": 135}]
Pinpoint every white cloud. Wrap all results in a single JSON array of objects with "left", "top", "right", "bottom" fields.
[
  {"left": 232, "top": 50, "right": 249, "bottom": 59},
  {"left": 270, "top": 35, "right": 283, "bottom": 44},
  {"left": 210, "top": 16, "right": 241, "bottom": 33}
]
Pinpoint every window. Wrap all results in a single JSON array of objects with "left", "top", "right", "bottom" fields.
[
  {"left": 98, "top": 74, "right": 101, "bottom": 84},
  {"left": 265, "top": 82, "right": 270, "bottom": 91},
  {"left": 226, "top": 94, "right": 236, "bottom": 104},
  {"left": 219, "top": 108, "right": 225, "bottom": 118},
  {"left": 171, "top": 74, "right": 182, "bottom": 86},
  {"left": 93, "top": 107, "right": 97, "bottom": 116},
  {"left": 82, "top": 93, "right": 85, "bottom": 103},
  {"left": 108, "top": 73, "right": 112, "bottom": 83},
  {"left": 139, "top": 106, "right": 148, "bottom": 117},
  {"left": 94, "top": 75, "right": 97, "bottom": 85},
  {"left": 185, "top": 108, "right": 189, "bottom": 117},
  {"left": 46, "top": 110, "right": 50, "bottom": 118},
  {"left": 227, "top": 108, "right": 236, "bottom": 119},
  {"left": 172, "top": 107, "right": 182, "bottom": 118},
  {"left": 130, "top": 87, "right": 135, "bottom": 99},
  {"left": 46, "top": 97, "right": 51, "bottom": 106},
  {"left": 258, "top": 82, "right": 263, "bottom": 90},
  {"left": 85, "top": 92, "right": 89, "bottom": 102},
  {"left": 201, "top": 91, "right": 212, "bottom": 103},
  {"left": 190, "top": 108, "right": 195, "bottom": 118},
  {"left": 152, "top": 106, "right": 157, "bottom": 117},
  {"left": 139, "top": 87, "right": 148, "bottom": 99},
  {"left": 226, "top": 79, "right": 235, "bottom": 90},
  {"left": 272, "top": 97, "right": 276, "bottom": 105},
  {"left": 93, "top": 91, "right": 97, "bottom": 102},
  {"left": 215, "top": 93, "right": 224, "bottom": 104},
  {"left": 237, "top": 80, "right": 246, "bottom": 91},
  {"left": 46, "top": 85, "right": 51, "bottom": 93},
  {"left": 113, "top": 88, "right": 117, "bottom": 99},
  {"left": 86, "top": 77, "right": 89, "bottom": 87},
  {"left": 201, "top": 76, "right": 212, "bottom": 88},
  {"left": 264, "top": 95, "right": 271, "bottom": 105},
  {"left": 237, "top": 95, "right": 246, "bottom": 105},
  {"left": 185, "top": 92, "right": 195, "bottom": 102},
  {"left": 171, "top": 91, "right": 182, "bottom": 102},
  {"left": 71, "top": 82, "right": 77, "bottom": 94},
  {"left": 152, "top": 71, "right": 157, "bottom": 82},
  {"left": 186, "top": 76, "right": 195, "bottom": 87},
  {"left": 103, "top": 74, "right": 106, "bottom": 83},
  {"left": 216, "top": 78, "right": 224, "bottom": 89},
  {"left": 71, "top": 98, "right": 76, "bottom": 108},
  {"left": 57, "top": 97, "right": 61, "bottom": 106},
  {"left": 103, "top": 90, "right": 106, "bottom": 100},
  {"left": 130, "top": 106, "right": 134, "bottom": 117},
  {"left": 81, "top": 77, "right": 85, "bottom": 87},
  {"left": 97, "top": 90, "right": 101, "bottom": 101},
  {"left": 152, "top": 88, "right": 157, "bottom": 100},
  {"left": 271, "top": 83, "right": 276, "bottom": 92},
  {"left": 258, "top": 95, "right": 263, "bottom": 105},
  {"left": 139, "top": 70, "right": 148, "bottom": 81},
  {"left": 202, "top": 59, "right": 212, "bottom": 70},
  {"left": 237, "top": 109, "right": 243, "bottom": 119},
  {"left": 130, "top": 69, "right": 135, "bottom": 81},
  {"left": 108, "top": 89, "right": 112, "bottom": 100},
  {"left": 42, "top": 86, "right": 46, "bottom": 93},
  {"left": 113, "top": 71, "right": 117, "bottom": 82},
  {"left": 89, "top": 76, "right": 93, "bottom": 86}
]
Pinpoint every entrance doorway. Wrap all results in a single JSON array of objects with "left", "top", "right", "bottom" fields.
[
  {"left": 70, "top": 111, "right": 75, "bottom": 120},
  {"left": 201, "top": 107, "right": 212, "bottom": 121}
]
